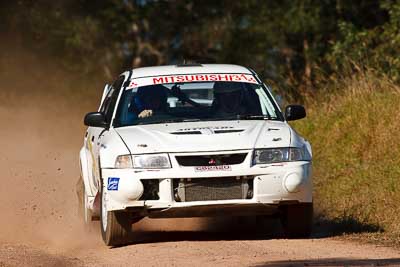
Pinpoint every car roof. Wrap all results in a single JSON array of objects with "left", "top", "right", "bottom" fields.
[{"left": 128, "top": 64, "right": 252, "bottom": 79}]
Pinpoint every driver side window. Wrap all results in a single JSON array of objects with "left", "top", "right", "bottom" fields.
[{"left": 100, "top": 76, "right": 125, "bottom": 124}]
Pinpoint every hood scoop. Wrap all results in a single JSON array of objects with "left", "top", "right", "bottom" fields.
[
  {"left": 170, "top": 131, "right": 202, "bottom": 135},
  {"left": 170, "top": 129, "right": 244, "bottom": 135},
  {"left": 214, "top": 129, "right": 244, "bottom": 134}
]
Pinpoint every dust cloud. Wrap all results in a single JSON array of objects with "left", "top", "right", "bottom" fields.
[{"left": 0, "top": 44, "right": 224, "bottom": 252}]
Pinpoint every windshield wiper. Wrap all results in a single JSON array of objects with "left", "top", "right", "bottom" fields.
[
  {"left": 237, "top": 114, "right": 272, "bottom": 120},
  {"left": 169, "top": 118, "right": 202, "bottom": 123},
  {"left": 205, "top": 114, "right": 272, "bottom": 121},
  {"left": 137, "top": 118, "right": 201, "bottom": 125}
]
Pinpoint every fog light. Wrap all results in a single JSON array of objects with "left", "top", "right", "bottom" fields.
[
  {"left": 284, "top": 173, "right": 303, "bottom": 193},
  {"left": 108, "top": 178, "right": 144, "bottom": 202}
]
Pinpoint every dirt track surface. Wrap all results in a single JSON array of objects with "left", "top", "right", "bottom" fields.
[{"left": 1, "top": 97, "right": 400, "bottom": 267}]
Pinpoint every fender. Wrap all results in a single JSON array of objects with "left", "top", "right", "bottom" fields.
[{"left": 98, "top": 129, "right": 131, "bottom": 168}]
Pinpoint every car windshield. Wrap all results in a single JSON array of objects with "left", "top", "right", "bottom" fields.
[{"left": 114, "top": 80, "right": 282, "bottom": 127}]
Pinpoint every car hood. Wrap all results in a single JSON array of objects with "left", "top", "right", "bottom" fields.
[{"left": 114, "top": 120, "right": 291, "bottom": 154}]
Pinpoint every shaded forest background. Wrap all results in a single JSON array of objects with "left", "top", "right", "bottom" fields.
[{"left": 2, "top": 0, "right": 400, "bottom": 100}]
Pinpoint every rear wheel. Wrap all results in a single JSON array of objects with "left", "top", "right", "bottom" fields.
[
  {"left": 280, "top": 203, "right": 313, "bottom": 238},
  {"left": 100, "top": 181, "right": 132, "bottom": 246}
]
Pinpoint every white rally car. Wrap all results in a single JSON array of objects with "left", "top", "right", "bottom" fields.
[{"left": 79, "top": 64, "right": 312, "bottom": 246}]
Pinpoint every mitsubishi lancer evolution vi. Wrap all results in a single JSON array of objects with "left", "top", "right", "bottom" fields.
[{"left": 78, "top": 64, "right": 313, "bottom": 246}]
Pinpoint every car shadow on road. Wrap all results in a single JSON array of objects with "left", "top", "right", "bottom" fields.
[
  {"left": 312, "top": 215, "right": 383, "bottom": 238},
  {"left": 252, "top": 258, "right": 400, "bottom": 267},
  {"left": 116, "top": 216, "right": 284, "bottom": 247},
  {"left": 129, "top": 230, "right": 279, "bottom": 245},
  {"left": 112, "top": 215, "right": 384, "bottom": 248}
]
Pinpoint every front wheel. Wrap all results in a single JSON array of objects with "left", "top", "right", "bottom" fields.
[
  {"left": 280, "top": 203, "right": 313, "bottom": 238},
  {"left": 100, "top": 181, "right": 132, "bottom": 246}
]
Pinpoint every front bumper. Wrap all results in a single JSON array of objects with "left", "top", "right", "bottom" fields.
[{"left": 101, "top": 160, "right": 312, "bottom": 217}]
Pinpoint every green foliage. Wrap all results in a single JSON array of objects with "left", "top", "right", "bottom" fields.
[{"left": 328, "top": 1, "right": 400, "bottom": 81}]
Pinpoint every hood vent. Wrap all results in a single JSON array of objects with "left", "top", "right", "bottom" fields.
[
  {"left": 170, "top": 131, "right": 202, "bottom": 135},
  {"left": 214, "top": 129, "right": 244, "bottom": 134},
  {"left": 170, "top": 129, "right": 244, "bottom": 135}
]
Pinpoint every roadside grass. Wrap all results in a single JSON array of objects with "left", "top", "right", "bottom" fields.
[{"left": 291, "top": 72, "right": 400, "bottom": 244}]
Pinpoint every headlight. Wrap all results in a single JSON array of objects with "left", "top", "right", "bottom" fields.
[
  {"left": 133, "top": 153, "right": 171, "bottom": 169},
  {"left": 253, "top": 147, "right": 310, "bottom": 164},
  {"left": 115, "top": 155, "right": 133, "bottom": 168}
]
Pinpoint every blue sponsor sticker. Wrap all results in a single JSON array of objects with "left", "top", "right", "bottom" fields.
[{"left": 107, "top": 177, "right": 120, "bottom": 191}]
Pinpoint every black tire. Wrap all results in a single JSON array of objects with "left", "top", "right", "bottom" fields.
[
  {"left": 100, "top": 181, "right": 132, "bottom": 246},
  {"left": 280, "top": 203, "right": 313, "bottom": 238}
]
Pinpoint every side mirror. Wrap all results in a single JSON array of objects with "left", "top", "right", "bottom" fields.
[
  {"left": 84, "top": 112, "right": 108, "bottom": 127},
  {"left": 285, "top": 105, "right": 306, "bottom": 121}
]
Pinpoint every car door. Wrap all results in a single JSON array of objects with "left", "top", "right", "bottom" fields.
[
  {"left": 90, "top": 76, "right": 126, "bottom": 188},
  {"left": 84, "top": 84, "right": 114, "bottom": 195}
]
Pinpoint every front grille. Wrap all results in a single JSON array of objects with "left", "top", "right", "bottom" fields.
[
  {"left": 173, "top": 177, "right": 253, "bottom": 202},
  {"left": 175, "top": 153, "right": 247, "bottom": 166}
]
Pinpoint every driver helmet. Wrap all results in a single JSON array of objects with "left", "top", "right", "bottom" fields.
[
  {"left": 135, "top": 84, "right": 168, "bottom": 111},
  {"left": 213, "top": 82, "right": 244, "bottom": 114}
]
